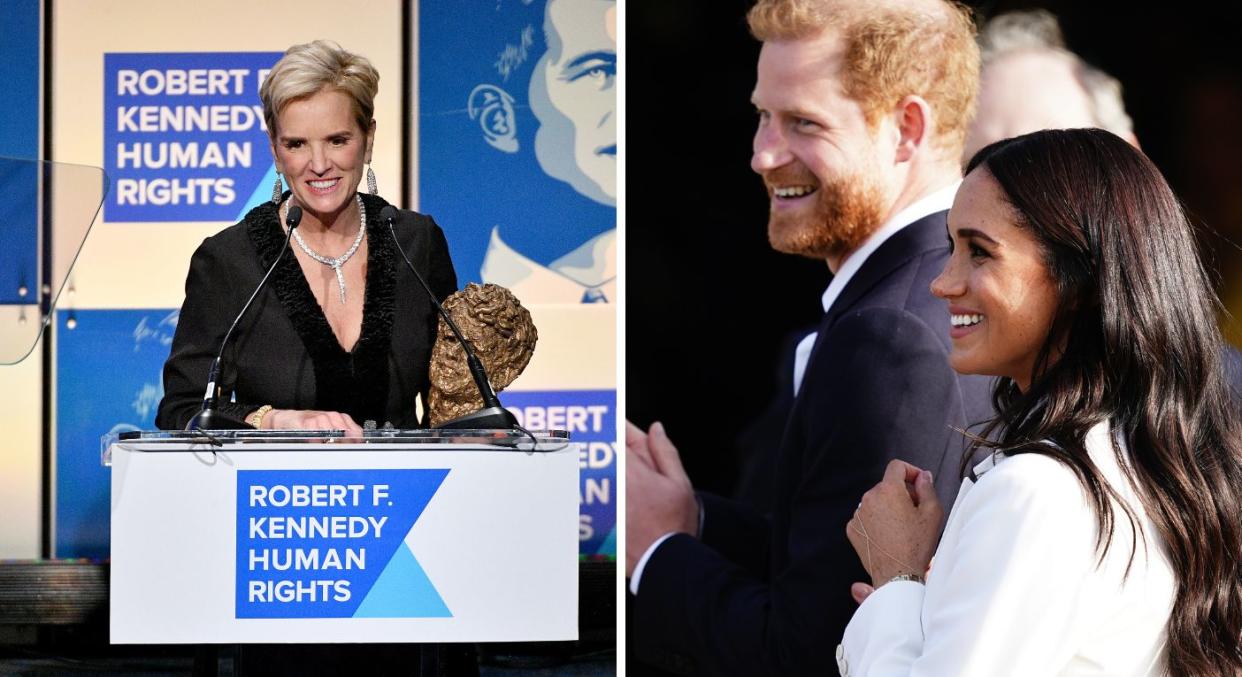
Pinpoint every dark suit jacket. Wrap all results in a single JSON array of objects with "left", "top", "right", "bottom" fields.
[
  {"left": 156, "top": 193, "right": 457, "bottom": 430},
  {"left": 631, "top": 212, "right": 994, "bottom": 675}
]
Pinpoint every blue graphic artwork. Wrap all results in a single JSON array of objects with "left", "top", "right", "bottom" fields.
[
  {"left": 235, "top": 469, "right": 451, "bottom": 619},
  {"left": 420, "top": 0, "right": 617, "bottom": 303},
  {"left": 103, "top": 52, "right": 281, "bottom": 222},
  {"left": 55, "top": 308, "right": 177, "bottom": 558},
  {"left": 354, "top": 541, "right": 452, "bottom": 618}
]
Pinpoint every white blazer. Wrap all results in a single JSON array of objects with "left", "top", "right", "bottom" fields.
[{"left": 837, "top": 421, "right": 1175, "bottom": 676}]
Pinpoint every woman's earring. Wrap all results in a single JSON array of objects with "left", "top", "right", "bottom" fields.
[
  {"left": 271, "top": 173, "right": 284, "bottom": 204},
  {"left": 366, "top": 166, "right": 378, "bottom": 195}
]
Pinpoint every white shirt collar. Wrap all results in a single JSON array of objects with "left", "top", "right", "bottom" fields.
[
  {"left": 792, "top": 181, "right": 960, "bottom": 396},
  {"left": 819, "top": 180, "right": 960, "bottom": 313},
  {"left": 479, "top": 227, "right": 616, "bottom": 304}
]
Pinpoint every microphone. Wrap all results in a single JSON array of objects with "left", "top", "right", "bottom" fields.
[
  {"left": 186, "top": 205, "right": 303, "bottom": 431},
  {"left": 380, "top": 205, "right": 518, "bottom": 430}
]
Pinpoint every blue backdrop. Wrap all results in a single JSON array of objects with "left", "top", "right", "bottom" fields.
[
  {"left": 418, "top": 0, "right": 615, "bottom": 285},
  {"left": 55, "top": 308, "right": 176, "bottom": 558},
  {"left": 0, "top": 0, "right": 40, "bottom": 306}
]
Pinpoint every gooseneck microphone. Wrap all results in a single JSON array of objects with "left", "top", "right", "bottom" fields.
[
  {"left": 186, "top": 205, "right": 303, "bottom": 431},
  {"left": 380, "top": 206, "right": 519, "bottom": 430}
]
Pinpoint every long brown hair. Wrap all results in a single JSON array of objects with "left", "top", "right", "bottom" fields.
[{"left": 966, "top": 128, "right": 1242, "bottom": 675}]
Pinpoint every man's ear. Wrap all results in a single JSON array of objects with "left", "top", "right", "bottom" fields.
[
  {"left": 468, "top": 84, "right": 519, "bottom": 153},
  {"left": 893, "top": 95, "right": 931, "bottom": 164}
]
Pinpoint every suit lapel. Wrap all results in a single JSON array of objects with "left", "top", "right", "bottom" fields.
[{"left": 804, "top": 211, "right": 950, "bottom": 379}]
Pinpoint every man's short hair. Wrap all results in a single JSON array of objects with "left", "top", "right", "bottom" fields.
[
  {"left": 978, "top": 9, "right": 1134, "bottom": 139},
  {"left": 747, "top": 0, "right": 980, "bottom": 155}
]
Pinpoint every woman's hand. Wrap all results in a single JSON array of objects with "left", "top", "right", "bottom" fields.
[
  {"left": 262, "top": 408, "right": 363, "bottom": 436},
  {"left": 846, "top": 459, "right": 943, "bottom": 588}
]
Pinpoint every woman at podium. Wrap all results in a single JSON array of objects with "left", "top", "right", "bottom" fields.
[
  {"left": 153, "top": 40, "right": 476, "bottom": 676},
  {"left": 156, "top": 40, "right": 457, "bottom": 433}
]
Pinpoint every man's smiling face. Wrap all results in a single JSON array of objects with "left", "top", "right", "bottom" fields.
[{"left": 750, "top": 30, "right": 895, "bottom": 262}]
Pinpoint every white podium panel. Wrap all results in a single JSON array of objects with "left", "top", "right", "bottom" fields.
[{"left": 108, "top": 432, "right": 578, "bottom": 644}]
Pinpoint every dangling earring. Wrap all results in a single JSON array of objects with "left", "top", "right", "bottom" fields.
[
  {"left": 272, "top": 173, "right": 284, "bottom": 204},
  {"left": 366, "top": 166, "right": 378, "bottom": 195}
]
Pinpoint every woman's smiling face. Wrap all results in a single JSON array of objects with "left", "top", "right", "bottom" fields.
[
  {"left": 270, "top": 88, "right": 373, "bottom": 225},
  {"left": 930, "top": 168, "right": 1062, "bottom": 391}
]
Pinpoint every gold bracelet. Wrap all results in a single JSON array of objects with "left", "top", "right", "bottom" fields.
[{"left": 246, "top": 405, "right": 273, "bottom": 429}]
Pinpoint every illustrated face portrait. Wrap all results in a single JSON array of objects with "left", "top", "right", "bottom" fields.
[
  {"left": 529, "top": 0, "right": 617, "bottom": 207},
  {"left": 750, "top": 32, "right": 891, "bottom": 261},
  {"left": 931, "top": 169, "right": 1060, "bottom": 388}
]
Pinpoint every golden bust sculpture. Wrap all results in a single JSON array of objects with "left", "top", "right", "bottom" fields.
[{"left": 428, "top": 283, "right": 537, "bottom": 425}]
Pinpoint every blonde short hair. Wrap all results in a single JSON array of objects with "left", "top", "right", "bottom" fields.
[
  {"left": 748, "top": 0, "right": 979, "bottom": 154},
  {"left": 260, "top": 40, "right": 379, "bottom": 138}
]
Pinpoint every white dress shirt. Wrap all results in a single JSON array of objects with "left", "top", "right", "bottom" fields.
[
  {"left": 793, "top": 181, "right": 959, "bottom": 395},
  {"left": 837, "top": 421, "right": 1175, "bottom": 676}
]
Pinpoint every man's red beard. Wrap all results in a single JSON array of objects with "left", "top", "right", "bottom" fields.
[{"left": 763, "top": 164, "right": 887, "bottom": 261}]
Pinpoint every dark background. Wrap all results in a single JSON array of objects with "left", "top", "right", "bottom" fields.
[{"left": 627, "top": 0, "right": 1242, "bottom": 498}]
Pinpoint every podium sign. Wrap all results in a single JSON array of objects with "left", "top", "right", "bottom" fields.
[{"left": 108, "top": 430, "right": 578, "bottom": 644}]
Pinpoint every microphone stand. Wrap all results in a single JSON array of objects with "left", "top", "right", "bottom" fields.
[
  {"left": 186, "top": 205, "right": 303, "bottom": 431},
  {"left": 380, "top": 206, "right": 518, "bottom": 430}
]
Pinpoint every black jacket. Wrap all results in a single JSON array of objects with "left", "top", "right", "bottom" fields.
[
  {"left": 156, "top": 193, "right": 457, "bottom": 430},
  {"left": 630, "top": 212, "right": 995, "bottom": 675}
]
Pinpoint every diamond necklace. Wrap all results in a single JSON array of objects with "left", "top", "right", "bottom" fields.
[{"left": 285, "top": 194, "right": 366, "bottom": 303}]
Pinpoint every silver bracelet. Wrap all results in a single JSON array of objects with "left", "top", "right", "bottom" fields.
[{"left": 886, "top": 573, "right": 925, "bottom": 585}]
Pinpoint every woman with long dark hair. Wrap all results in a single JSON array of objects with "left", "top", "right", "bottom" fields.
[{"left": 836, "top": 128, "right": 1242, "bottom": 676}]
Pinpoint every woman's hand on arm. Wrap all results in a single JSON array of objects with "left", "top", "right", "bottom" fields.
[
  {"left": 846, "top": 459, "right": 943, "bottom": 587},
  {"left": 261, "top": 408, "right": 363, "bottom": 435}
]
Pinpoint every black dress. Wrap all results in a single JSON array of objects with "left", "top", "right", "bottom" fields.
[{"left": 156, "top": 192, "right": 457, "bottom": 430}]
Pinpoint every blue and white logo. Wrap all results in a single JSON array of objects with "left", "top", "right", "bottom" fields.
[
  {"left": 236, "top": 469, "right": 451, "bottom": 619},
  {"left": 104, "top": 52, "right": 281, "bottom": 223},
  {"left": 505, "top": 389, "right": 616, "bottom": 558}
]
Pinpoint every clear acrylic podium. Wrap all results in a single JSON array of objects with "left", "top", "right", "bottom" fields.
[{"left": 105, "top": 429, "right": 578, "bottom": 644}]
